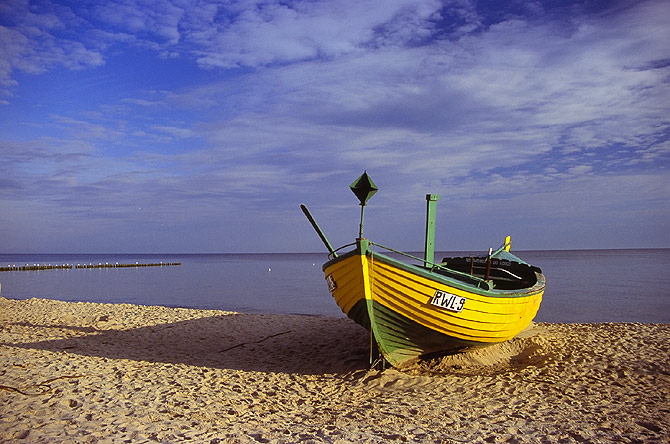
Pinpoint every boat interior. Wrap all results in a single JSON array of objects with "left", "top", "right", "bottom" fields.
[{"left": 437, "top": 256, "right": 542, "bottom": 290}]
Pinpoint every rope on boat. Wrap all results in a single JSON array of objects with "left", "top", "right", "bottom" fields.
[
  {"left": 369, "top": 243, "right": 376, "bottom": 366},
  {"left": 328, "top": 242, "right": 356, "bottom": 260},
  {"left": 365, "top": 244, "right": 390, "bottom": 370},
  {"left": 367, "top": 241, "right": 491, "bottom": 289}
]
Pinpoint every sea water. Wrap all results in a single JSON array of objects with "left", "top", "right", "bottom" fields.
[{"left": 0, "top": 250, "right": 668, "bottom": 323}]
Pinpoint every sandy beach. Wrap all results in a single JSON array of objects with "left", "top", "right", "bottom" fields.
[{"left": 1, "top": 297, "right": 668, "bottom": 443}]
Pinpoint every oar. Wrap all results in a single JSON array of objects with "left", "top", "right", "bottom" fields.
[{"left": 300, "top": 204, "right": 338, "bottom": 257}]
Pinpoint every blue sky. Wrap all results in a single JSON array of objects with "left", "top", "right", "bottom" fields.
[{"left": 1, "top": 0, "right": 668, "bottom": 253}]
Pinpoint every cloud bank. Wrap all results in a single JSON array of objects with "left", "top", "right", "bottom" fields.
[{"left": 0, "top": 0, "right": 668, "bottom": 252}]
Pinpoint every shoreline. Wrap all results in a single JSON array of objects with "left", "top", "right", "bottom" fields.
[{"left": 1, "top": 297, "right": 668, "bottom": 443}]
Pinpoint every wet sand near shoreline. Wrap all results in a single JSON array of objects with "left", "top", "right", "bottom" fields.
[{"left": 1, "top": 297, "right": 668, "bottom": 443}]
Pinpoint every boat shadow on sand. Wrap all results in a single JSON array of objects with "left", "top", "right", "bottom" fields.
[
  {"left": 3, "top": 312, "right": 551, "bottom": 376},
  {"left": 2, "top": 313, "right": 372, "bottom": 375}
]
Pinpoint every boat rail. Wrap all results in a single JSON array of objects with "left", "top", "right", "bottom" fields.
[
  {"left": 328, "top": 240, "right": 491, "bottom": 287},
  {"left": 368, "top": 241, "right": 491, "bottom": 287},
  {"left": 328, "top": 242, "right": 357, "bottom": 258}
]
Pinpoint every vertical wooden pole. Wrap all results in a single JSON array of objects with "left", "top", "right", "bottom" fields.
[{"left": 424, "top": 194, "right": 440, "bottom": 267}]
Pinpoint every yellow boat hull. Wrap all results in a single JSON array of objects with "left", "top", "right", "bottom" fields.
[{"left": 323, "top": 249, "right": 544, "bottom": 367}]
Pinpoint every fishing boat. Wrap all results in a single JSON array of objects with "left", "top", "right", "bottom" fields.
[{"left": 301, "top": 172, "right": 545, "bottom": 368}]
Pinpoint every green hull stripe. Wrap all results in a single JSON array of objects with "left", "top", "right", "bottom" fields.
[{"left": 346, "top": 299, "right": 488, "bottom": 366}]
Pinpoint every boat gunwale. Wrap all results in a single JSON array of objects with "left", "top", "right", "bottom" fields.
[{"left": 323, "top": 246, "right": 545, "bottom": 299}]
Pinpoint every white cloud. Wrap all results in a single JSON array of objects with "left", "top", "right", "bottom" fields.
[
  {"left": 186, "top": 0, "right": 443, "bottom": 68},
  {"left": 0, "top": 1, "right": 104, "bottom": 100},
  {"left": 1, "top": 0, "right": 668, "bottom": 251},
  {"left": 151, "top": 125, "right": 196, "bottom": 140},
  {"left": 90, "top": 0, "right": 185, "bottom": 44}
]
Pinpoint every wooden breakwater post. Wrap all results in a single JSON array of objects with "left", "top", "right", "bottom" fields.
[
  {"left": 75, "top": 262, "right": 181, "bottom": 269},
  {"left": 0, "top": 264, "right": 74, "bottom": 272},
  {"left": 1, "top": 262, "right": 181, "bottom": 272}
]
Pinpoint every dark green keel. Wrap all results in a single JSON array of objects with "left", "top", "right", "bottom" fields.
[
  {"left": 346, "top": 299, "right": 371, "bottom": 331},
  {"left": 348, "top": 298, "right": 485, "bottom": 367}
]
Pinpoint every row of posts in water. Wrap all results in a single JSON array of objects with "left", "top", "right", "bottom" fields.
[{"left": 0, "top": 262, "right": 181, "bottom": 272}]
